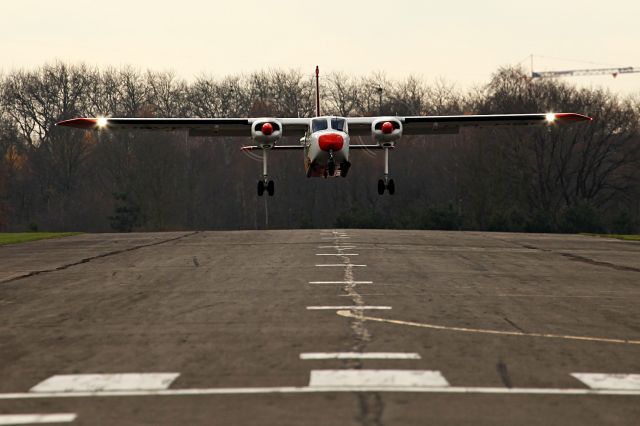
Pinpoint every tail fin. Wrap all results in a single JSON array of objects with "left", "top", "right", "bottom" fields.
[{"left": 315, "top": 66, "right": 320, "bottom": 117}]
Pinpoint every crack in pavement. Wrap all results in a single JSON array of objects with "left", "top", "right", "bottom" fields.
[
  {"left": 1, "top": 231, "right": 201, "bottom": 284},
  {"left": 328, "top": 231, "right": 384, "bottom": 426}
]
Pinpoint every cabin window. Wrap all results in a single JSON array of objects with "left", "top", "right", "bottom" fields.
[
  {"left": 331, "top": 118, "right": 346, "bottom": 131},
  {"left": 312, "top": 118, "right": 328, "bottom": 132}
]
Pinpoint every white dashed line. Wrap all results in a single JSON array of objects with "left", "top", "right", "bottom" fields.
[
  {"left": 315, "top": 264, "right": 367, "bottom": 267},
  {"left": 0, "top": 414, "right": 77, "bottom": 424},
  {"left": 572, "top": 373, "right": 640, "bottom": 390},
  {"left": 308, "top": 281, "right": 373, "bottom": 285},
  {"left": 317, "top": 246, "right": 357, "bottom": 249},
  {"left": 309, "top": 370, "right": 449, "bottom": 387},
  {"left": 300, "top": 353, "right": 421, "bottom": 360},
  {"left": 306, "top": 306, "right": 392, "bottom": 310},
  {"left": 315, "top": 253, "right": 358, "bottom": 256},
  {"left": 30, "top": 374, "right": 180, "bottom": 393}
]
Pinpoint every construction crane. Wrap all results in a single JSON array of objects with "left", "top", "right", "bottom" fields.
[{"left": 532, "top": 66, "right": 640, "bottom": 79}]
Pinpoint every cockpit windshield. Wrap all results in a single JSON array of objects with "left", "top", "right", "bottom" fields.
[
  {"left": 331, "top": 118, "right": 346, "bottom": 131},
  {"left": 311, "top": 118, "right": 328, "bottom": 133}
]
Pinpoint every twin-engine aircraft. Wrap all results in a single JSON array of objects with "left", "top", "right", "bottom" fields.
[{"left": 57, "top": 67, "right": 591, "bottom": 196}]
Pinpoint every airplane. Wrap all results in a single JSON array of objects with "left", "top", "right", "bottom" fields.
[{"left": 56, "top": 66, "right": 592, "bottom": 196}]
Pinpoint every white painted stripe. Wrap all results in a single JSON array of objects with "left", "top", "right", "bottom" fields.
[
  {"left": 30, "top": 373, "right": 179, "bottom": 393},
  {"left": 2, "top": 386, "right": 640, "bottom": 398},
  {"left": 572, "top": 373, "right": 640, "bottom": 390},
  {"left": 309, "top": 281, "right": 373, "bottom": 284},
  {"left": 315, "top": 264, "right": 367, "bottom": 267},
  {"left": 0, "top": 414, "right": 76, "bottom": 424},
  {"left": 317, "top": 246, "right": 357, "bottom": 249},
  {"left": 309, "top": 370, "right": 449, "bottom": 387},
  {"left": 315, "top": 253, "right": 358, "bottom": 256},
  {"left": 300, "top": 353, "right": 421, "bottom": 360},
  {"left": 306, "top": 306, "right": 392, "bottom": 310}
]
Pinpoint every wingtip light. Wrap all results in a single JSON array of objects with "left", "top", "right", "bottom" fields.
[
  {"left": 545, "top": 113, "right": 556, "bottom": 123},
  {"left": 96, "top": 117, "right": 108, "bottom": 128}
]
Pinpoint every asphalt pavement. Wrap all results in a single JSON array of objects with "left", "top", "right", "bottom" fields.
[{"left": 0, "top": 230, "right": 639, "bottom": 425}]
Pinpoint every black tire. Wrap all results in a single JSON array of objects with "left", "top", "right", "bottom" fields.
[
  {"left": 328, "top": 162, "right": 336, "bottom": 177},
  {"left": 377, "top": 179, "right": 385, "bottom": 195},
  {"left": 388, "top": 179, "right": 395, "bottom": 195},
  {"left": 257, "top": 180, "right": 265, "bottom": 196},
  {"left": 267, "top": 180, "right": 275, "bottom": 196}
]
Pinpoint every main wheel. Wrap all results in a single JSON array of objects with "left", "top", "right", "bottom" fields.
[
  {"left": 267, "top": 180, "right": 275, "bottom": 196},
  {"left": 387, "top": 179, "right": 395, "bottom": 195},
  {"left": 257, "top": 180, "right": 265, "bottom": 196},
  {"left": 377, "top": 179, "right": 385, "bottom": 195}
]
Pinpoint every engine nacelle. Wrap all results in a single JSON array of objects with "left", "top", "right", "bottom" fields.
[
  {"left": 371, "top": 118, "right": 403, "bottom": 147},
  {"left": 251, "top": 118, "right": 283, "bottom": 148}
]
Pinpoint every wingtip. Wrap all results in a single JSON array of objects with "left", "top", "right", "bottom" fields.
[
  {"left": 56, "top": 118, "right": 98, "bottom": 129},
  {"left": 555, "top": 113, "right": 593, "bottom": 123}
]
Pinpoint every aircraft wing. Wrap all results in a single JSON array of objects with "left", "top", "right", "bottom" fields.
[
  {"left": 56, "top": 117, "right": 310, "bottom": 137},
  {"left": 346, "top": 113, "right": 592, "bottom": 136}
]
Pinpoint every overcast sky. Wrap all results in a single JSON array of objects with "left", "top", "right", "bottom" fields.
[{"left": 2, "top": 0, "right": 639, "bottom": 96}]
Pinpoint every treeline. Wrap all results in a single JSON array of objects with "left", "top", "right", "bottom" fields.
[{"left": 0, "top": 63, "right": 639, "bottom": 233}]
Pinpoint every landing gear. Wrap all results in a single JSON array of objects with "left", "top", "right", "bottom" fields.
[
  {"left": 257, "top": 149, "right": 275, "bottom": 197},
  {"left": 327, "top": 150, "right": 336, "bottom": 177},
  {"left": 377, "top": 177, "right": 395, "bottom": 195},
  {"left": 377, "top": 147, "right": 395, "bottom": 195},
  {"left": 340, "top": 161, "right": 351, "bottom": 178}
]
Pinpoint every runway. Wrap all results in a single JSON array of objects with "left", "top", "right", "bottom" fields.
[{"left": 0, "top": 230, "right": 638, "bottom": 425}]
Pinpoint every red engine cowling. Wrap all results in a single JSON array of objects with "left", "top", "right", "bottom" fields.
[
  {"left": 251, "top": 119, "right": 283, "bottom": 148},
  {"left": 371, "top": 118, "right": 402, "bottom": 146}
]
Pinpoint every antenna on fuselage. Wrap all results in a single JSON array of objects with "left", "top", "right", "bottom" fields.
[{"left": 315, "top": 66, "right": 320, "bottom": 117}]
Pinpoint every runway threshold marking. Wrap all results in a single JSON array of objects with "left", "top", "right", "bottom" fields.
[
  {"left": 336, "top": 311, "right": 640, "bottom": 345},
  {"left": 309, "top": 370, "right": 449, "bottom": 387},
  {"left": 3, "top": 386, "right": 640, "bottom": 398},
  {"left": 572, "top": 373, "right": 640, "bottom": 390},
  {"left": 0, "top": 414, "right": 76, "bottom": 424},
  {"left": 30, "top": 374, "right": 180, "bottom": 393},
  {"left": 307, "top": 306, "right": 392, "bottom": 310},
  {"left": 300, "top": 353, "right": 421, "bottom": 360}
]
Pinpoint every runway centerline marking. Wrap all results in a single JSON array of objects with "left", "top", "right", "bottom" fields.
[
  {"left": 316, "top": 253, "right": 358, "bottom": 256},
  {"left": 335, "top": 311, "right": 640, "bottom": 345},
  {"left": 300, "top": 353, "right": 421, "bottom": 360},
  {"left": 309, "top": 370, "right": 449, "bottom": 387},
  {"left": 307, "top": 306, "right": 392, "bottom": 310},
  {"left": 318, "top": 246, "right": 357, "bottom": 249},
  {"left": 572, "top": 373, "right": 640, "bottom": 390},
  {"left": 315, "top": 264, "right": 367, "bottom": 267},
  {"left": 0, "top": 414, "right": 77, "bottom": 424},
  {"left": 30, "top": 373, "right": 180, "bottom": 393},
  {"left": 309, "top": 281, "right": 373, "bottom": 285}
]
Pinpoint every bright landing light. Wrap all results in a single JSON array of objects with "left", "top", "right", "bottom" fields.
[
  {"left": 96, "top": 117, "right": 108, "bottom": 127},
  {"left": 545, "top": 113, "right": 556, "bottom": 123}
]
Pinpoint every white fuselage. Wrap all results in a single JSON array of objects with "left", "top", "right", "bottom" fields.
[{"left": 302, "top": 116, "right": 351, "bottom": 177}]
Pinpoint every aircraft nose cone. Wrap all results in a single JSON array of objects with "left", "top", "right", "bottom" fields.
[{"left": 318, "top": 133, "right": 344, "bottom": 151}]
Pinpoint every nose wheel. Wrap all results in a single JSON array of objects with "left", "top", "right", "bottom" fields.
[
  {"left": 257, "top": 149, "right": 275, "bottom": 196},
  {"left": 377, "top": 147, "right": 395, "bottom": 195}
]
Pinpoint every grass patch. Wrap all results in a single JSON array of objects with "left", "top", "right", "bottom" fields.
[
  {"left": 0, "top": 232, "right": 81, "bottom": 246},
  {"left": 582, "top": 233, "right": 640, "bottom": 241}
]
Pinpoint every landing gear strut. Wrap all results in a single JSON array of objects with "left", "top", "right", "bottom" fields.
[
  {"left": 377, "top": 147, "right": 395, "bottom": 195},
  {"left": 258, "top": 149, "right": 274, "bottom": 196},
  {"left": 327, "top": 150, "right": 336, "bottom": 177}
]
